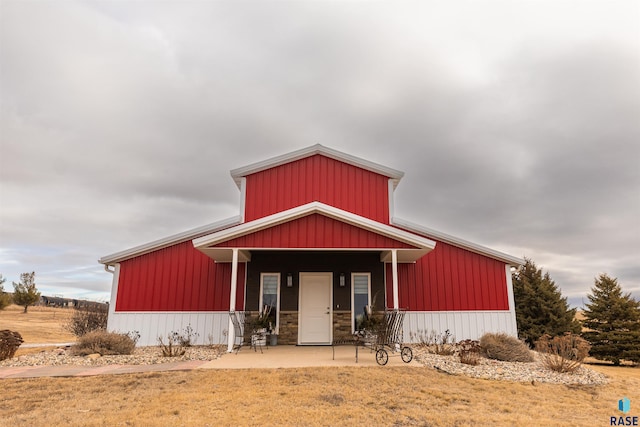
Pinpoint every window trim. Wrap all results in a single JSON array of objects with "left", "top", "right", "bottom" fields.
[
  {"left": 351, "top": 272, "right": 371, "bottom": 333},
  {"left": 259, "top": 272, "right": 281, "bottom": 333}
]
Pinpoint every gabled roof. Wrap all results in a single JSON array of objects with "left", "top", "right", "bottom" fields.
[
  {"left": 99, "top": 145, "right": 523, "bottom": 267},
  {"left": 230, "top": 144, "right": 405, "bottom": 189},
  {"left": 98, "top": 216, "right": 242, "bottom": 265},
  {"left": 391, "top": 217, "right": 524, "bottom": 267},
  {"left": 193, "top": 202, "right": 436, "bottom": 262}
]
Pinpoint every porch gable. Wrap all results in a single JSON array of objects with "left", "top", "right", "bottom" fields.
[{"left": 192, "top": 202, "right": 436, "bottom": 262}]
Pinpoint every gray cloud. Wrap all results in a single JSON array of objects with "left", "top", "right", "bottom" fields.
[{"left": 1, "top": 1, "right": 638, "bottom": 304}]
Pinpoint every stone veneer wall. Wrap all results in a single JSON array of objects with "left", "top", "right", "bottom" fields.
[
  {"left": 333, "top": 311, "right": 352, "bottom": 338},
  {"left": 276, "top": 310, "right": 353, "bottom": 345},
  {"left": 278, "top": 311, "right": 298, "bottom": 345}
]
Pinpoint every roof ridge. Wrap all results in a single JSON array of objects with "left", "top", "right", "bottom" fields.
[{"left": 229, "top": 144, "right": 404, "bottom": 188}]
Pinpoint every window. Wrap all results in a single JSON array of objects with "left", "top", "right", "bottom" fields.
[
  {"left": 260, "top": 273, "right": 280, "bottom": 333},
  {"left": 351, "top": 273, "right": 371, "bottom": 332}
]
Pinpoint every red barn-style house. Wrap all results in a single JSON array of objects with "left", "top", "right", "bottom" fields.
[{"left": 100, "top": 145, "right": 523, "bottom": 349}]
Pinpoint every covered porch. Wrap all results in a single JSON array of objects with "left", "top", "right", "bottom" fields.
[{"left": 191, "top": 202, "right": 436, "bottom": 352}]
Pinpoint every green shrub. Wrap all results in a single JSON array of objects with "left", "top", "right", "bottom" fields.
[
  {"left": 0, "top": 292, "right": 11, "bottom": 310},
  {"left": 479, "top": 333, "right": 534, "bottom": 362},
  {"left": 71, "top": 330, "right": 138, "bottom": 356},
  {"left": 0, "top": 275, "right": 11, "bottom": 310},
  {"left": 535, "top": 333, "right": 591, "bottom": 373}
]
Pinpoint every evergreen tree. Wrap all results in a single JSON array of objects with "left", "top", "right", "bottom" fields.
[
  {"left": 582, "top": 274, "right": 640, "bottom": 365},
  {"left": 512, "top": 258, "right": 580, "bottom": 345},
  {"left": 0, "top": 274, "right": 12, "bottom": 310},
  {"left": 12, "top": 272, "right": 41, "bottom": 313}
]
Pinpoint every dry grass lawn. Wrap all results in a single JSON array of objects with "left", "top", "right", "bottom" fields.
[
  {"left": 0, "top": 304, "right": 76, "bottom": 349},
  {"left": 1, "top": 305, "right": 639, "bottom": 426},
  {"left": 1, "top": 363, "right": 638, "bottom": 426}
]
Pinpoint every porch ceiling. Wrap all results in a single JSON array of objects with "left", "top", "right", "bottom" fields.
[{"left": 199, "top": 247, "right": 430, "bottom": 263}]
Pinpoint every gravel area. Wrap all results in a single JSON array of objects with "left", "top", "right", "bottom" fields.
[
  {"left": 1, "top": 345, "right": 610, "bottom": 386},
  {"left": 0, "top": 345, "right": 225, "bottom": 367},
  {"left": 414, "top": 350, "right": 609, "bottom": 385}
]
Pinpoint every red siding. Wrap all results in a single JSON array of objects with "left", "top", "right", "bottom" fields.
[
  {"left": 244, "top": 155, "right": 391, "bottom": 223},
  {"left": 116, "top": 241, "right": 246, "bottom": 311},
  {"left": 216, "top": 214, "right": 415, "bottom": 249},
  {"left": 386, "top": 241, "right": 509, "bottom": 310}
]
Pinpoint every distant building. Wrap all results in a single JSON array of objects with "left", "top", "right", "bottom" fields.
[{"left": 39, "top": 295, "right": 107, "bottom": 309}]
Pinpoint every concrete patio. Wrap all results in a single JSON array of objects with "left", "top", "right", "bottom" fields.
[
  {"left": 200, "top": 344, "right": 419, "bottom": 369},
  {"left": 0, "top": 344, "right": 420, "bottom": 379}
]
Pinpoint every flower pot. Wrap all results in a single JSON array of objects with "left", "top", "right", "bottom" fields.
[
  {"left": 269, "top": 334, "right": 278, "bottom": 346},
  {"left": 252, "top": 335, "right": 267, "bottom": 347},
  {"left": 252, "top": 328, "right": 267, "bottom": 347}
]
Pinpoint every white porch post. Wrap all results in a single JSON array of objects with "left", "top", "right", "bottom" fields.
[
  {"left": 227, "top": 248, "right": 239, "bottom": 352},
  {"left": 392, "top": 249, "right": 399, "bottom": 310}
]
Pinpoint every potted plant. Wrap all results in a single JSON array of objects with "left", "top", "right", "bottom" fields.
[
  {"left": 249, "top": 305, "right": 272, "bottom": 347},
  {"left": 257, "top": 305, "right": 278, "bottom": 346}
]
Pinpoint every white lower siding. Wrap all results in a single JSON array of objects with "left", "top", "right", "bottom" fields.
[
  {"left": 108, "top": 310, "right": 517, "bottom": 347},
  {"left": 107, "top": 311, "right": 230, "bottom": 347},
  {"left": 404, "top": 311, "right": 517, "bottom": 342}
]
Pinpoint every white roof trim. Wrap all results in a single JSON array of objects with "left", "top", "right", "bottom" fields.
[
  {"left": 193, "top": 202, "right": 435, "bottom": 261},
  {"left": 99, "top": 216, "right": 242, "bottom": 265},
  {"left": 229, "top": 144, "right": 405, "bottom": 189},
  {"left": 391, "top": 217, "right": 525, "bottom": 267}
]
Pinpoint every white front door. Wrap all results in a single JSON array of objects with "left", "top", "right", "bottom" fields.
[{"left": 298, "top": 273, "right": 332, "bottom": 345}]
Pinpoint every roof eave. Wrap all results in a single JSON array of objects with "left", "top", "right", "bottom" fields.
[
  {"left": 391, "top": 217, "right": 525, "bottom": 267},
  {"left": 98, "top": 216, "right": 242, "bottom": 265}
]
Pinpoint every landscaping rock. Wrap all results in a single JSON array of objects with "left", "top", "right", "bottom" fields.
[
  {"left": 414, "top": 349, "right": 609, "bottom": 385},
  {"left": 0, "top": 345, "right": 225, "bottom": 367}
]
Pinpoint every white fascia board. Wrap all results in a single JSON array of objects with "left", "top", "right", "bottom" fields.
[
  {"left": 229, "top": 144, "right": 405, "bottom": 188},
  {"left": 193, "top": 201, "right": 436, "bottom": 251},
  {"left": 99, "top": 216, "right": 242, "bottom": 265},
  {"left": 391, "top": 217, "right": 525, "bottom": 267}
]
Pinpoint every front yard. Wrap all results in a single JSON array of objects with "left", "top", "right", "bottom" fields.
[{"left": 1, "top": 362, "right": 638, "bottom": 426}]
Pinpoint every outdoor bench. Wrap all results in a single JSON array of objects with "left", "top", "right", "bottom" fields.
[{"left": 331, "top": 332, "right": 374, "bottom": 363}]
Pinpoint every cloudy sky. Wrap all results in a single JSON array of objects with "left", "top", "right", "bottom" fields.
[{"left": 1, "top": 1, "right": 638, "bottom": 307}]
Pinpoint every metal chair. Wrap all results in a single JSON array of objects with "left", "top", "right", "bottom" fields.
[
  {"left": 229, "top": 311, "right": 267, "bottom": 354},
  {"left": 229, "top": 311, "right": 246, "bottom": 354}
]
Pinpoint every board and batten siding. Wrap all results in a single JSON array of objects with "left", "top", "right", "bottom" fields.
[
  {"left": 243, "top": 154, "right": 391, "bottom": 223},
  {"left": 115, "top": 240, "right": 246, "bottom": 312},
  {"left": 214, "top": 214, "right": 416, "bottom": 249},
  {"left": 386, "top": 240, "right": 510, "bottom": 311}
]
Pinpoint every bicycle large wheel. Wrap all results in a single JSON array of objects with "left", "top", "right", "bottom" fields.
[
  {"left": 376, "top": 349, "right": 389, "bottom": 366},
  {"left": 401, "top": 346, "right": 413, "bottom": 363}
]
